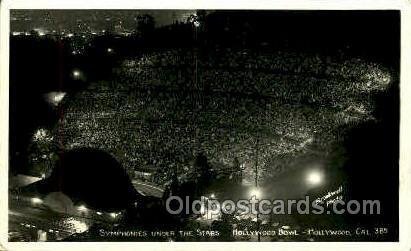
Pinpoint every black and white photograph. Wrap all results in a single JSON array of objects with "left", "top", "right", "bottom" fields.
[{"left": 1, "top": 2, "right": 409, "bottom": 248}]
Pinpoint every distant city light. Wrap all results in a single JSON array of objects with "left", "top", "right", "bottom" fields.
[
  {"left": 306, "top": 170, "right": 324, "bottom": 186},
  {"left": 110, "top": 212, "right": 117, "bottom": 218},
  {"left": 107, "top": 48, "right": 113, "bottom": 53},
  {"left": 210, "top": 193, "right": 216, "bottom": 199},
  {"left": 67, "top": 33, "right": 74, "bottom": 38},
  {"left": 96, "top": 211, "right": 103, "bottom": 215}
]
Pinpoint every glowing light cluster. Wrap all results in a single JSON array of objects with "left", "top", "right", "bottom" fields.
[
  {"left": 306, "top": 170, "right": 323, "bottom": 186},
  {"left": 45, "top": 91, "right": 66, "bottom": 106},
  {"left": 33, "top": 128, "right": 53, "bottom": 142}
]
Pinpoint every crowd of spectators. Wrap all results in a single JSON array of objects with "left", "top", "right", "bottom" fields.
[{"left": 41, "top": 48, "right": 392, "bottom": 186}]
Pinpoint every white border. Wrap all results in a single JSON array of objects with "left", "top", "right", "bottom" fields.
[{"left": 1, "top": 1, "right": 410, "bottom": 250}]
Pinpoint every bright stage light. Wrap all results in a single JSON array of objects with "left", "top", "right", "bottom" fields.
[
  {"left": 72, "top": 70, "right": 81, "bottom": 79},
  {"left": 306, "top": 170, "right": 323, "bottom": 186},
  {"left": 249, "top": 187, "right": 262, "bottom": 198}
]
